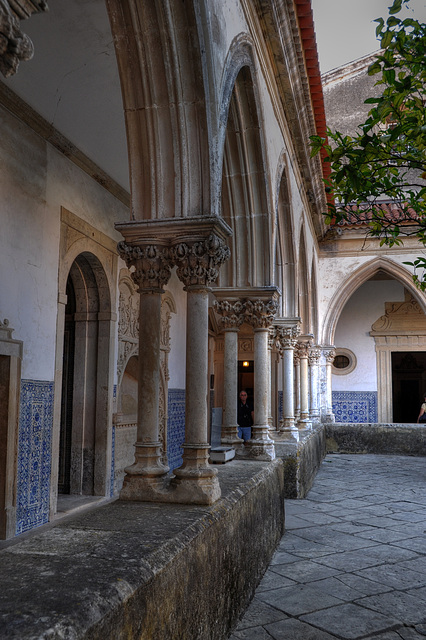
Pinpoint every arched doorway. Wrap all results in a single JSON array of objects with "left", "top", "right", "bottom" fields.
[{"left": 58, "top": 252, "right": 113, "bottom": 496}]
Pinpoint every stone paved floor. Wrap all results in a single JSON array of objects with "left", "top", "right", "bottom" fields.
[{"left": 229, "top": 454, "right": 426, "bottom": 640}]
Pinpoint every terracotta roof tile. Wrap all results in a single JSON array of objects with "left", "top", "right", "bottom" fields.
[{"left": 336, "top": 202, "right": 419, "bottom": 227}]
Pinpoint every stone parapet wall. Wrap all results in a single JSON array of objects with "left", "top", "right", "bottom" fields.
[
  {"left": 275, "top": 426, "right": 327, "bottom": 499},
  {"left": 326, "top": 423, "right": 426, "bottom": 456},
  {"left": 0, "top": 459, "right": 284, "bottom": 640}
]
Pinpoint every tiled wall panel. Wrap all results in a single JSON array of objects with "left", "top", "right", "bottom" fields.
[
  {"left": 332, "top": 390, "right": 378, "bottom": 423},
  {"left": 167, "top": 389, "right": 185, "bottom": 471},
  {"left": 16, "top": 380, "right": 54, "bottom": 535}
]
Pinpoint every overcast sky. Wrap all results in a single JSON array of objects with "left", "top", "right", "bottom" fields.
[{"left": 311, "top": 0, "right": 426, "bottom": 73}]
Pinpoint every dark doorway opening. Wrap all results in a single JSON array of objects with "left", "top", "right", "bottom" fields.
[
  {"left": 392, "top": 351, "right": 426, "bottom": 422},
  {"left": 238, "top": 360, "right": 254, "bottom": 406},
  {"left": 58, "top": 277, "right": 75, "bottom": 494}
]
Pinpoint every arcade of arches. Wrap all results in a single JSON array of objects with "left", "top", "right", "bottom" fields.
[{"left": 1, "top": 0, "right": 426, "bottom": 544}]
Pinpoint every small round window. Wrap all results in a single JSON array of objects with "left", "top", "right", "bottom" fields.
[{"left": 332, "top": 349, "right": 356, "bottom": 375}]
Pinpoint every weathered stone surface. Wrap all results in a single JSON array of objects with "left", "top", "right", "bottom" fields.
[
  {"left": 276, "top": 425, "right": 326, "bottom": 498},
  {"left": 326, "top": 423, "right": 426, "bottom": 456},
  {"left": 0, "top": 459, "right": 284, "bottom": 640}
]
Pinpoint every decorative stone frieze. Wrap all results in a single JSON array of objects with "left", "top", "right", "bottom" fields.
[
  {"left": 0, "top": 0, "right": 47, "bottom": 78},
  {"left": 117, "top": 241, "right": 172, "bottom": 292},
  {"left": 171, "top": 233, "right": 230, "bottom": 289}
]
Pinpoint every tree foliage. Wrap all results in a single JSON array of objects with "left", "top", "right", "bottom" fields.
[{"left": 311, "top": 0, "right": 426, "bottom": 282}]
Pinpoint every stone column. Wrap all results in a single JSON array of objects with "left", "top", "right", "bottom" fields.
[
  {"left": 242, "top": 297, "right": 279, "bottom": 461},
  {"left": 118, "top": 241, "right": 173, "bottom": 501},
  {"left": 213, "top": 300, "right": 244, "bottom": 447},
  {"left": 278, "top": 327, "right": 299, "bottom": 440},
  {"left": 324, "top": 347, "right": 336, "bottom": 423},
  {"left": 294, "top": 348, "right": 301, "bottom": 423},
  {"left": 297, "top": 337, "right": 313, "bottom": 430},
  {"left": 309, "top": 345, "right": 321, "bottom": 423},
  {"left": 171, "top": 232, "right": 230, "bottom": 504}
]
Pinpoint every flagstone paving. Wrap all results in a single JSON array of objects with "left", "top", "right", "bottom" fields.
[{"left": 229, "top": 454, "right": 426, "bottom": 639}]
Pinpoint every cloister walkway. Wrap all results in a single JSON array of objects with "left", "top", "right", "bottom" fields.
[{"left": 230, "top": 454, "right": 426, "bottom": 640}]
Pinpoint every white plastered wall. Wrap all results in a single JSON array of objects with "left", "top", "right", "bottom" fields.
[
  {"left": 0, "top": 104, "right": 128, "bottom": 383},
  {"left": 333, "top": 279, "right": 405, "bottom": 391}
]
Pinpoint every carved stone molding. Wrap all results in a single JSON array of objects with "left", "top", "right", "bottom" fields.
[
  {"left": 117, "top": 241, "right": 172, "bottom": 292},
  {"left": 171, "top": 233, "right": 230, "bottom": 289},
  {"left": 0, "top": 0, "right": 47, "bottom": 78},
  {"left": 213, "top": 299, "right": 244, "bottom": 330},
  {"left": 239, "top": 336, "right": 254, "bottom": 353},
  {"left": 371, "top": 290, "right": 426, "bottom": 335}
]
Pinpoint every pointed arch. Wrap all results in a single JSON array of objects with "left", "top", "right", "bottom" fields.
[
  {"left": 275, "top": 162, "right": 296, "bottom": 316},
  {"left": 310, "top": 258, "right": 319, "bottom": 339},
  {"left": 218, "top": 61, "right": 271, "bottom": 287},
  {"left": 59, "top": 251, "right": 113, "bottom": 497},
  {"left": 106, "top": 0, "right": 211, "bottom": 219},
  {"left": 322, "top": 257, "right": 426, "bottom": 345},
  {"left": 297, "top": 225, "right": 310, "bottom": 333}
]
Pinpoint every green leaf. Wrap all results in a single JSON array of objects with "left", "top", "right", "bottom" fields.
[
  {"left": 368, "top": 61, "right": 382, "bottom": 75},
  {"left": 389, "top": 0, "right": 403, "bottom": 15},
  {"left": 381, "top": 30, "right": 394, "bottom": 48}
]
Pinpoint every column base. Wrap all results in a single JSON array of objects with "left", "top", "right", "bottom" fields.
[
  {"left": 119, "top": 442, "right": 170, "bottom": 501},
  {"left": 275, "top": 423, "right": 299, "bottom": 442},
  {"left": 297, "top": 418, "right": 312, "bottom": 431},
  {"left": 221, "top": 424, "right": 243, "bottom": 448},
  {"left": 323, "top": 413, "right": 336, "bottom": 423},
  {"left": 276, "top": 417, "right": 299, "bottom": 441},
  {"left": 120, "top": 473, "right": 171, "bottom": 502},
  {"left": 170, "top": 444, "right": 221, "bottom": 505},
  {"left": 236, "top": 425, "right": 276, "bottom": 461}
]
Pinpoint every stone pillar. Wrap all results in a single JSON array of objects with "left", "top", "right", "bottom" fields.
[
  {"left": 171, "top": 232, "right": 230, "bottom": 504},
  {"left": 297, "top": 337, "right": 313, "bottom": 430},
  {"left": 278, "top": 326, "right": 299, "bottom": 440},
  {"left": 117, "top": 242, "right": 173, "bottom": 501},
  {"left": 324, "top": 347, "right": 336, "bottom": 423},
  {"left": 242, "top": 297, "right": 279, "bottom": 461},
  {"left": 309, "top": 345, "right": 321, "bottom": 423},
  {"left": 294, "top": 349, "right": 301, "bottom": 423},
  {"left": 213, "top": 300, "right": 244, "bottom": 447}
]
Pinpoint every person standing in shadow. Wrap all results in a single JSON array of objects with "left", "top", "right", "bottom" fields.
[{"left": 237, "top": 390, "right": 254, "bottom": 444}]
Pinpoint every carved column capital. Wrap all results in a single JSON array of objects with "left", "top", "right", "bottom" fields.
[
  {"left": 244, "top": 298, "right": 279, "bottom": 330},
  {"left": 308, "top": 346, "right": 321, "bottom": 366},
  {"left": 276, "top": 325, "right": 300, "bottom": 351},
  {"left": 213, "top": 299, "right": 244, "bottom": 330},
  {"left": 118, "top": 241, "right": 172, "bottom": 292},
  {"left": 296, "top": 339, "right": 312, "bottom": 360},
  {"left": 171, "top": 233, "right": 230, "bottom": 289},
  {"left": 324, "top": 348, "right": 336, "bottom": 364},
  {"left": 0, "top": 0, "right": 47, "bottom": 78}
]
